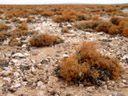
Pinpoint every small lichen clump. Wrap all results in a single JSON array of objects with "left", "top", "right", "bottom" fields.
[
  {"left": 55, "top": 42, "right": 124, "bottom": 86},
  {"left": 30, "top": 33, "right": 63, "bottom": 47}
]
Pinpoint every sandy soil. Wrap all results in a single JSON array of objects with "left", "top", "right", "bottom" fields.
[{"left": 0, "top": 16, "right": 128, "bottom": 96}]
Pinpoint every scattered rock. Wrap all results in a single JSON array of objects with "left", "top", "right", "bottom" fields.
[
  {"left": 0, "top": 59, "right": 9, "bottom": 67},
  {"left": 66, "top": 34, "right": 76, "bottom": 37},
  {"left": 40, "top": 59, "right": 48, "bottom": 64},
  {"left": 63, "top": 54, "right": 69, "bottom": 58},
  {"left": 12, "top": 53, "right": 25, "bottom": 58},
  {"left": 3, "top": 39, "right": 10, "bottom": 45},
  {"left": 107, "top": 86, "right": 114, "bottom": 90},
  {"left": 31, "top": 66, "right": 36, "bottom": 72},
  {"left": 102, "top": 85, "right": 108, "bottom": 90},
  {"left": 0, "top": 14, "right": 127, "bottom": 96},
  {"left": 86, "top": 86, "right": 95, "bottom": 92},
  {"left": 13, "top": 72, "right": 20, "bottom": 78},
  {"left": 20, "top": 65, "right": 30, "bottom": 72},
  {"left": 67, "top": 24, "right": 72, "bottom": 28},
  {"left": 102, "top": 39, "right": 112, "bottom": 42},
  {"left": 13, "top": 83, "right": 21, "bottom": 88},
  {"left": 24, "top": 53, "right": 29, "bottom": 57},
  {"left": 1, "top": 70, "right": 12, "bottom": 76},
  {"left": 48, "top": 76, "right": 58, "bottom": 85},
  {"left": 122, "top": 55, "right": 128, "bottom": 62},
  {"left": 37, "top": 81, "right": 43, "bottom": 87},
  {"left": 118, "top": 83, "right": 125, "bottom": 88},
  {"left": 3, "top": 77, "right": 11, "bottom": 83}
]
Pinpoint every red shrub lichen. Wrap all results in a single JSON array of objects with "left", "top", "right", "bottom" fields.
[
  {"left": 95, "top": 21, "right": 112, "bottom": 33},
  {"left": 0, "top": 31, "right": 8, "bottom": 41},
  {"left": 92, "top": 16, "right": 102, "bottom": 21},
  {"left": 110, "top": 17, "right": 121, "bottom": 25},
  {"left": 0, "top": 25, "right": 11, "bottom": 31},
  {"left": 108, "top": 25, "right": 119, "bottom": 35},
  {"left": 52, "top": 16, "right": 64, "bottom": 23},
  {"left": 30, "top": 33, "right": 63, "bottom": 47},
  {"left": 19, "top": 23, "right": 28, "bottom": 30},
  {"left": 27, "top": 17, "right": 32, "bottom": 23},
  {"left": 122, "top": 27, "right": 128, "bottom": 37},
  {"left": 56, "top": 42, "right": 124, "bottom": 86}
]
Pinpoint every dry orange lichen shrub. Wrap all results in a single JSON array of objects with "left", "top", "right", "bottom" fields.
[
  {"left": 10, "top": 22, "right": 33, "bottom": 38},
  {"left": 74, "top": 17, "right": 128, "bottom": 37},
  {"left": 52, "top": 8, "right": 91, "bottom": 23},
  {"left": 122, "top": 27, "right": 128, "bottom": 37},
  {"left": 0, "top": 25, "right": 11, "bottom": 31},
  {"left": 110, "top": 17, "right": 121, "bottom": 25},
  {"left": 55, "top": 42, "right": 124, "bottom": 86},
  {"left": 30, "top": 33, "right": 63, "bottom": 47},
  {"left": 0, "top": 31, "right": 8, "bottom": 41}
]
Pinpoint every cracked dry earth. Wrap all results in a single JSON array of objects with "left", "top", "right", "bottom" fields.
[{"left": 0, "top": 17, "right": 128, "bottom": 96}]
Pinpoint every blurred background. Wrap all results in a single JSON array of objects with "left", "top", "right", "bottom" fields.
[{"left": 0, "top": 0, "right": 128, "bottom": 4}]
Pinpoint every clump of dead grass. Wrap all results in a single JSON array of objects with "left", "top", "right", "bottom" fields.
[
  {"left": 30, "top": 33, "right": 63, "bottom": 47},
  {"left": 122, "top": 27, "right": 128, "bottom": 37},
  {"left": 0, "top": 25, "right": 11, "bottom": 31},
  {"left": 55, "top": 42, "right": 124, "bottom": 86},
  {"left": 110, "top": 17, "right": 121, "bottom": 25},
  {"left": 74, "top": 18, "right": 128, "bottom": 37},
  {"left": 52, "top": 9, "right": 91, "bottom": 23},
  {"left": 0, "top": 31, "right": 8, "bottom": 42}
]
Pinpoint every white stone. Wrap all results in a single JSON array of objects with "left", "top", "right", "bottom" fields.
[
  {"left": 123, "top": 55, "right": 128, "bottom": 60},
  {"left": 85, "top": 32, "right": 91, "bottom": 35},
  {"left": 16, "top": 38, "right": 20, "bottom": 41},
  {"left": 37, "top": 81, "right": 43, "bottom": 87},
  {"left": 22, "top": 82, "right": 27, "bottom": 86},
  {"left": 89, "top": 38, "right": 95, "bottom": 41},
  {"left": 35, "top": 27, "right": 41, "bottom": 31},
  {"left": 37, "top": 91, "right": 44, "bottom": 96},
  {"left": 97, "top": 32, "right": 104, "bottom": 35},
  {"left": 100, "top": 36, "right": 107, "bottom": 40},
  {"left": 63, "top": 54, "right": 69, "bottom": 58},
  {"left": 112, "top": 92, "right": 118, "bottom": 96},
  {"left": 31, "top": 66, "right": 36, "bottom": 72},
  {"left": 48, "top": 76, "right": 58, "bottom": 85},
  {"left": 3, "top": 39, "right": 10, "bottom": 45},
  {"left": 22, "top": 44, "right": 27, "bottom": 48},
  {"left": 13, "top": 83, "right": 21, "bottom": 88},
  {"left": 40, "top": 85, "right": 46, "bottom": 90},
  {"left": 107, "top": 86, "right": 114, "bottom": 90},
  {"left": 102, "top": 85, "right": 108, "bottom": 90},
  {"left": 67, "top": 24, "right": 72, "bottom": 28},
  {"left": 70, "top": 30, "right": 74, "bottom": 33},
  {"left": 3, "top": 77, "right": 11, "bottom": 83},
  {"left": 86, "top": 87, "right": 95, "bottom": 92},
  {"left": 13, "top": 72, "right": 20, "bottom": 78},
  {"left": 31, "top": 60, "right": 36, "bottom": 63},
  {"left": 24, "top": 53, "right": 29, "bottom": 57},
  {"left": 122, "top": 80, "right": 127, "bottom": 83},
  {"left": 118, "top": 83, "right": 125, "bottom": 88},
  {"left": 66, "top": 34, "right": 76, "bottom": 37},
  {"left": 2, "top": 70, "right": 11, "bottom": 76},
  {"left": 12, "top": 53, "right": 25, "bottom": 58},
  {"left": 11, "top": 59, "right": 19, "bottom": 63},
  {"left": 3, "top": 67, "right": 12, "bottom": 71}
]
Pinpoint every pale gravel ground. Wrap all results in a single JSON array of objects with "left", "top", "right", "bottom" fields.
[{"left": 0, "top": 16, "right": 128, "bottom": 96}]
